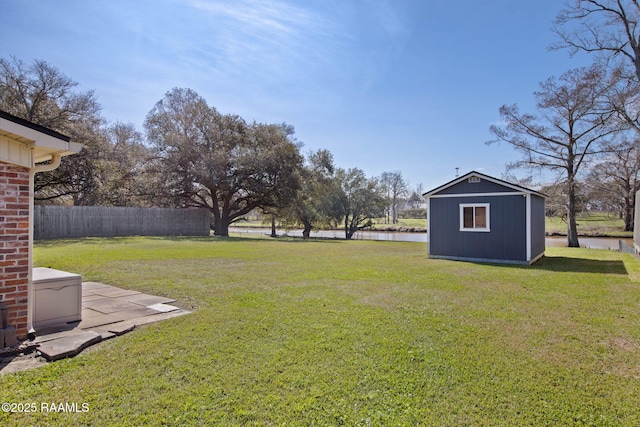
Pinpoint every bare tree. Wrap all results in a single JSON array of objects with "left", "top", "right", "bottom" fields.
[
  {"left": 585, "top": 137, "right": 640, "bottom": 230},
  {"left": 553, "top": 1, "right": 640, "bottom": 133},
  {"left": 488, "top": 65, "right": 620, "bottom": 247},
  {"left": 381, "top": 171, "right": 408, "bottom": 225},
  {"left": 554, "top": 3, "right": 640, "bottom": 234},
  {"left": 554, "top": 1, "right": 640, "bottom": 131},
  {"left": 0, "top": 56, "right": 106, "bottom": 203},
  {"left": 554, "top": 1, "right": 640, "bottom": 81}
]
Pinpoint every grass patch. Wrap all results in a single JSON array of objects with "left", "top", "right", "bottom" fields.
[
  {"left": 1, "top": 237, "right": 640, "bottom": 425},
  {"left": 370, "top": 218, "right": 426, "bottom": 230},
  {"left": 546, "top": 212, "right": 633, "bottom": 238}
]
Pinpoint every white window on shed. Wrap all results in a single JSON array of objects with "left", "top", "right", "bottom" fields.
[{"left": 460, "top": 203, "right": 490, "bottom": 232}]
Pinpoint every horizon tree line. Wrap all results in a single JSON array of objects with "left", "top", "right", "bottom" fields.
[{"left": 0, "top": 56, "right": 421, "bottom": 239}]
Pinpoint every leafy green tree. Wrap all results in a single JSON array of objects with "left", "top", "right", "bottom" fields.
[
  {"left": 278, "top": 149, "right": 342, "bottom": 238},
  {"left": 144, "top": 87, "right": 303, "bottom": 236},
  {"left": 90, "top": 122, "right": 152, "bottom": 206},
  {"left": 407, "top": 183, "right": 425, "bottom": 210},
  {"left": 336, "top": 168, "right": 385, "bottom": 239}
]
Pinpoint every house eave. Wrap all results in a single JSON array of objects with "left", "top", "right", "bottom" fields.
[{"left": 0, "top": 111, "right": 82, "bottom": 168}]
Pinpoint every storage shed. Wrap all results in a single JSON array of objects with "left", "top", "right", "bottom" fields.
[{"left": 423, "top": 171, "right": 546, "bottom": 265}]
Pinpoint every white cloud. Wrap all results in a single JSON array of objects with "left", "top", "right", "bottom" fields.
[{"left": 184, "top": 0, "right": 336, "bottom": 84}]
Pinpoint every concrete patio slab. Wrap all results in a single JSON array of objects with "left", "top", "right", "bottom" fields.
[
  {"left": 92, "top": 288, "right": 142, "bottom": 298},
  {"left": 76, "top": 311, "right": 122, "bottom": 329},
  {"left": 105, "top": 323, "right": 136, "bottom": 336},
  {"left": 119, "top": 293, "right": 176, "bottom": 306},
  {"left": 118, "top": 309, "right": 190, "bottom": 327},
  {"left": 98, "top": 331, "right": 117, "bottom": 340},
  {"left": 75, "top": 288, "right": 190, "bottom": 337},
  {"left": 33, "top": 329, "right": 79, "bottom": 344},
  {"left": 1, "top": 282, "right": 190, "bottom": 372},
  {"left": 148, "top": 303, "right": 181, "bottom": 313},
  {"left": 38, "top": 331, "right": 102, "bottom": 362},
  {"left": 80, "top": 281, "right": 113, "bottom": 290},
  {"left": 82, "top": 298, "right": 146, "bottom": 314},
  {"left": 82, "top": 294, "right": 110, "bottom": 302},
  {"left": 110, "top": 307, "right": 161, "bottom": 321}
]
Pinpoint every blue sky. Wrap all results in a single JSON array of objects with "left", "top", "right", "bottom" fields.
[{"left": 2, "top": 0, "right": 591, "bottom": 191}]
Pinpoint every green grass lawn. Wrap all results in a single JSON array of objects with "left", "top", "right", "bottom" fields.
[
  {"left": 371, "top": 218, "right": 426, "bottom": 230},
  {"left": 2, "top": 237, "right": 640, "bottom": 425},
  {"left": 546, "top": 212, "right": 633, "bottom": 238}
]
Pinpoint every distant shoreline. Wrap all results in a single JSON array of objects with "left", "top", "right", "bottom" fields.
[{"left": 231, "top": 226, "right": 631, "bottom": 239}]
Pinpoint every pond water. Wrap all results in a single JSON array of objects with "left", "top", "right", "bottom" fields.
[
  {"left": 545, "top": 236, "right": 633, "bottom": 250},
  {"left": 229, "top": 227, "right": 633, "bottom": 250}
]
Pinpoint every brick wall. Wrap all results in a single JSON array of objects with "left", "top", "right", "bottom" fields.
[{"left": 0, "top": 163, "right": 30, "bottom": 339}]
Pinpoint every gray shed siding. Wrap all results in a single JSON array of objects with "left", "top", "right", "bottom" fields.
[
  {"left": 429, "top": 195, "right": 527, "bottom": 262},
  {"left": 530, "top": 195, "right": 546, "bottom": 260}
]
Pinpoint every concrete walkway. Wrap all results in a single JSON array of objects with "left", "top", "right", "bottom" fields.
[{"left": 2, "top": 282, "right": 189, "bottom": 369}]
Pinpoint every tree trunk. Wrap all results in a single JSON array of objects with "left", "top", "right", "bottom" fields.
[
  {"left": 212, "top": 199, "right": 228, "bottom": 237},
  {"left": 344, "top": 214, "right": 359, "bottom": 239},
  {"left": 213, "top": 206, "right": 230, "bottom": 237},
  {"left": 214, "top": 217, "right": 229, "bottom": 237},
  {"left": 345, "top": 215, "right": 350, "bottom": 239},
  {"left": 271, "top": 215, "right": 277, "bottom": 238},
  {"left": 392, "top": 202, "right": 398, "bottom": 224},
  {"left": 566, "top": 177, "right": 580, "bottom": 248},
  {"left": 624, "top": 195, "right": 633, "bottom": 232},
  {"left": 302, "top": 219, "right": 312, "bottom": 239}
]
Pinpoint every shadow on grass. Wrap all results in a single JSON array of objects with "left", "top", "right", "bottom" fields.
[
  {"left": 533, "top": 256, "right": 628, "bottom": 275},
  {"left": 35, "top": 234, "right": 348, "bottom": 246},
  {"left": 35, "top": 235, "right": 217, "bottom": 247},
  {"left": 210, "top": 235, "right": 347, "bottom": 244},
  {"left": 35, "top": 236, "right": 135, "bottom": 247}
]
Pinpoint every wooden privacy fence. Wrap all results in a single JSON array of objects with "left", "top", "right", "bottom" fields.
[{"left": 34, "top": 206, "right": 210, "bottom": 240}]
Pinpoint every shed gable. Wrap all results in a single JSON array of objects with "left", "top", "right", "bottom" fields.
[
  {"left": 437, "top": 176, "right": 517, "bottom": 195},
  {"left": 423, "top": 171, "right": 547, "bottom": 199}
]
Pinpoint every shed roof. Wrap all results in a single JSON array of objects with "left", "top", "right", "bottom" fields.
[{"left": 422, "top": 170, "right": 547, "bottom": 198}]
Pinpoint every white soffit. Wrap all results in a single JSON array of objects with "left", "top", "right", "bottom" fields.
[{"left": 0, "top": 116, "right": 82, "bottom": 167}]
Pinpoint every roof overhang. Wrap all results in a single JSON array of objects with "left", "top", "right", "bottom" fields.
[{"left": 0, "top": 111, "right": 83, "bottom": 168}]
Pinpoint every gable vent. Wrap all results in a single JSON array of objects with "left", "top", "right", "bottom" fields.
[{"left": 468, "top": 176, "right": 481, "bottom": 183}]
